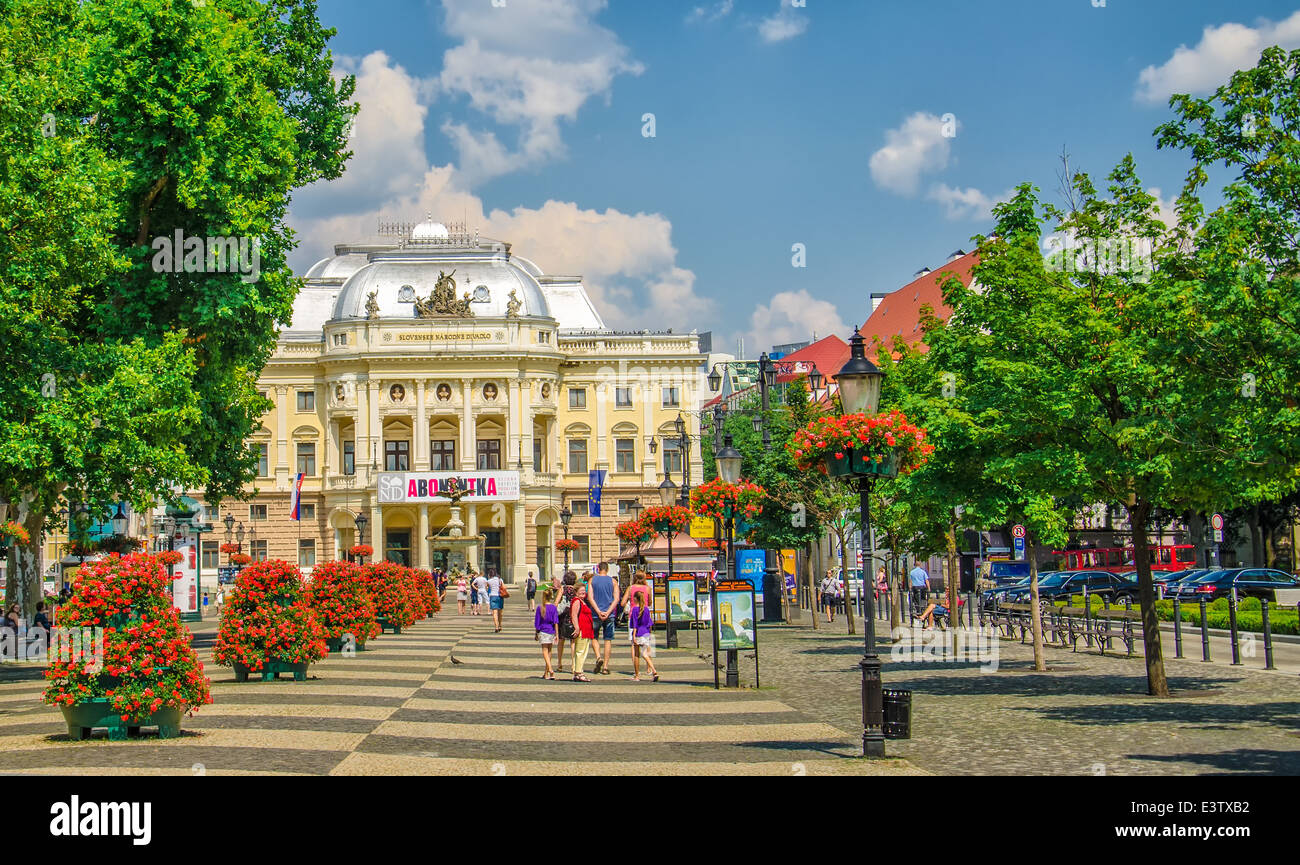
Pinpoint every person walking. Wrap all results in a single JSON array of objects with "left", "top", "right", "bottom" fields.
[
  {"left": 628, "top": 592, "right": 659, "bottom": 682},
  {"left": 570, "top": 583, "right": 596, "bottom": 682},
  {"left": 455, "top": 572, "right": 469, "bottom": 615},
  {"left": 525, "top": 568, "right": 538, "bottom": 612},
  {"left": 471, "top": 570, "right": 488, "bottom": 617},
  {"left": 621, "top": 573, "right": 652, "bottom": 669},
  {"left": 214, "top": 586, "right": 225, "bottom": 620},
  {"left": 819, "top": 570, "right": 836, "bottom": 624},
  {"left": 534, "top": 587, "right": 559, "bottom": 679},
  {"left": 554, "top": 571, "right": 579, "bottom": 674},
  {"left": 908, "top": 562, "right": 930, "bottom": 621},
  {"left": 486, "top": 567, "right": 506, "bottom": 632},
  {"left": 588, "top": 562, "right": 619, "bottom": 675}
]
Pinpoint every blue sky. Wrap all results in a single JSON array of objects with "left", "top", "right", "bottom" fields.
[{"left": 288, "top": 0, "right": 1300, "bottom": 352}]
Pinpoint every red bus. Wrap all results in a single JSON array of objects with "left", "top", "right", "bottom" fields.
[{"left": 1051, "top": 544, "right": 1197, "bottom": 574}]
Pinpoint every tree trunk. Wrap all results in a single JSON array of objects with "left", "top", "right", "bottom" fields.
[
  {"left": 945, "top": 525, "right": 960, "bottom": 655},
  {"left": 837, "top": 528, "right": 856, "bottom": 636},
  {"left": 1128, "top": 497, "right": 1170, "bottom": 697},
  {"left": 6, "top": 494, "right": 46, "bottom": 620},
  {"left": 1027, "top": 535, "right": 1046, "bottom": 672},
  {"left": 805, "top": 541, "right": 818, "bottom": 630}
]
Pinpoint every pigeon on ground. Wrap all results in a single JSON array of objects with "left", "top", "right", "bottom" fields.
[{"left": 449, "top": 654, "right": 464, "bottom": 665}]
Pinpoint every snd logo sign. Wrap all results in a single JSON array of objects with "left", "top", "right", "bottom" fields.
[{"left": 378, "top": 475, "right": 406, "bottom": 502}]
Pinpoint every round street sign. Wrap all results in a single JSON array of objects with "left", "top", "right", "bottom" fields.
[
  {"left": 1211, "top": 513, "right": 1224, "bottom": 530},
  {"left": 1012, "top": 525, "right": 1026, "bottom": 539}
]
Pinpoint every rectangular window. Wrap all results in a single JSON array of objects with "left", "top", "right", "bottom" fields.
[
  {"left": 574, "top": 535, "right": 590, "bottom": 563},
  {"left": 615, "top": 387, "right": 632, "bottom": 407},
  {"left": 618, "top": 499, "right": 639, "bottom": 516},
  {"left": 532, "top": 438, "right": 543, "bottom": 472},
  {"left": 249, "top": 504, "right": 268, "bottom": 521},
  {"left": 385, "top": 440, "right": 410, "bottom": 471},
  {"left": 255, "top": 443, "right": 269, "bottom": 477},
  {"left": 298, "top": 539, "right": 316, "bottom": 567},
  {"left": 299, "top": 503, "right": 315, "bottom": 521},
  {"left": 663, "top": 439, "right": 683, "bottom": 475},
  {"left": 296, "top": 442, "right": 316, "bottom": 475},
  {"left": 661, "top": 386, "right": 680, "bottom": 408},
  {"left": 431, "top": 439, "right": 456, "bottom": 470},
  {"left": 569, "top": 388, "right": 587, "bottom": 409},
  {"left": 343, "top": 441, "right": 355, "bottom": 475},
  {"left": 331, "top": 333, "right": 347, "bottom": 347},
  {"left": 251, "top": 540, "right": 268, "bottom": 562},
  {"left": 615, "top": 438, "right": 635, "bottom": 473},
  {"left": 568, "top": 439, "right": 588, "bottom": 474},
  {"left": 476, "top": 440, "right": 501, "bottom": 470},
  {"left": 296, "top": 390, "right": 315, "bottom": 411},
  {"left": 201, "top": 541, "right": 220, "bottom": 570},
  {"left": 571, "top": 500, "right": 589, "bottom": 517}
]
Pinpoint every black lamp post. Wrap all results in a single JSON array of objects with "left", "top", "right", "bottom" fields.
[
  {"left": 223, "top": 513, "right": 235, "bottom": 570},
  {"left": 111, "top": 502, "right": 128, "bottom": 538},
  {"left": 715, "top": 434, "right": 744, "bottom": 686},
  {"left": 354, "top": 512, "right": 368, "bottom": 565},
  {"left": 163, "top": 515, "right": 177, "bottom": 579},
  {"left": 657, "top": 474, "right": 679, "bottom": 649},
  {"left": 626, "top": 500, "right": 644, "bottom": 572},
  {"left": 558, "top": 505, "right": 572, "bottom": 570},
  {"left": 235, "top": 523, "right": 246, "bottom": 572},
  {"left": 835, "top": 326, "right": 889, "bottom": 758}
]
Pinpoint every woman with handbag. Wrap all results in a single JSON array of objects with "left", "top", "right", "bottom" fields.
[
  {"left": 486, "top": 567, "right": 508, "bottom": 633},
  {"left": 570, "top": 583, "right": 596, "bottom": 682},
  {"left": 554, "top": 571, "right": 578, "bottom": 673}
]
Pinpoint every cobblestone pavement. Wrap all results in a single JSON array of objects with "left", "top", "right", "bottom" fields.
[
  {"left": 743, "top": 607, "right": 1300, "bottom": 775},
  {"left": 0, "top": 605, "right": 921, "bottom": 776}
]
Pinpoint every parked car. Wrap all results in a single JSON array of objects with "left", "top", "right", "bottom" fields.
[
  {"left": 1169, "top": 568, "right": 1300, "bottom": 602},
  {"left": 1004, "top": 570, "right": 1135, "bottom": 604}
]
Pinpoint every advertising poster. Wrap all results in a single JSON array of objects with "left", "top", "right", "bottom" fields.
[
  {"left": 736, "top": 549, "right": 765, "bottom": 594},
  {"left": 689, "top": 516, "right": 714, "bottom": 539},
  {"left": 667, "top": 577, "right": 697, "bottom": 623},
  {"left": 715, "top": 588, "right": 756, "bottom": 650},
  {"left": 170, "top": 540, "right": 199, "bottom": 616}
]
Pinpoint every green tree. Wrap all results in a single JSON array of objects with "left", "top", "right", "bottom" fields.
[{"left": 0, "top": 0, "right": 356, "bottom": 614}]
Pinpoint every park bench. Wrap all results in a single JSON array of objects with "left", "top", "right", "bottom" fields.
[{"left": 1055, "top": 604, "right": 1141, "bottom": 656}]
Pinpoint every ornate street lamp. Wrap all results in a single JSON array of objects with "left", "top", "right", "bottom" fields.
[
  {"left": 835, "top": 326, "right": 889, "bottom": 758},
  {"left": 655, "top": 475, "right": 680, "bottom": 649},
  {"left": 354, "top": 511, "right": 368, "bottom": 565},
  {"left": 111, "top": 502, "right": 128, "bottom": 537},
  {"left": 558, "top": 505, "right": 572, "bottom": 570},
  {"left": 714, "top": 435, "right": 744, "bottom": 686}
]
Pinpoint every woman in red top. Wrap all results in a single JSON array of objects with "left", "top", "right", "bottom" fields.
[{"left": 570, "top": 584, "right": 596, "bottom": 682}]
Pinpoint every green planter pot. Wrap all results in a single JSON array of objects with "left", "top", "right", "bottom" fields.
[
  {"left": 852, "top": 451, "right": 900, "bottom": 477},
  {"left": 61, "top": 699, "right": 182, "bottom": 741},
  {"left": 232, "top": 659, "right": 309, "bottom": 682},
  {"left": 325, "top": 636, "right": 366, "bottom": 653},
  {"left": 376, "top": 616, "right": 402, "bottom": 635},
  {"left": 824, "top": 453, "right": 854, "bottom": 477}
]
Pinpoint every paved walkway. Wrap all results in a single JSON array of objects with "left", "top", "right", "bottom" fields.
[
  {"left": 0, "top": 605, "right": 921, "bottom": 776},
  {"left": 750, "top": 608, "right": 1300, "bottom": 775}
]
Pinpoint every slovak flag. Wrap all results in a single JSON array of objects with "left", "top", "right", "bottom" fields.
[
  {"left": 290, "top": 472, "right": 305, "bottom": 520},
  {"left": 588, "top": 469, "right": 607, "bottom": 517}
]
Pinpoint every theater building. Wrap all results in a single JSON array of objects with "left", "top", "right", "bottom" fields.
[{"left": 194, "top": 220, "right": 704, "bottom": 583}]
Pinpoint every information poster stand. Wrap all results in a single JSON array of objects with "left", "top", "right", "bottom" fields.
[{"left": 711, "top": 579, "right": 758, "bottom": 689}]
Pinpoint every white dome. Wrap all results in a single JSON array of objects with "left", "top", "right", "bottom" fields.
[
  {"left": 333, "top": 255, "right": 552, "bottom": 320},
  {"left": 411, "top": 220, "right": 449, "bottom": 241}
]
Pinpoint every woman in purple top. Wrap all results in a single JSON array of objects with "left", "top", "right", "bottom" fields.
[
  {"left": 534, "top": 587, "right": 559, "bottom": 680},
  {"left": 629, "top": 594, "right": 659, "bottom": 682}
]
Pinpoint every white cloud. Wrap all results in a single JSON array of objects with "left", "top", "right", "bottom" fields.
[
  {"left": 742, "top": 289, "right": 847, "bottom": 355},
  {"left": 686, "top": 1, "right": 733, "bottom": 24},
  {"left": 758, "top": 0, "right": 809, "bottom": 43},
  {"left": 869, "top": 112, "right": 955, "bottom": 196},
  {"left": 434, "top": 0, "right": 643, "bottom": 185},
  {"left": 927, "top": 183, "right": 1010, "bottom": 221},
  {"left": 287, "top": 52, "right": 709, "bottom": 333},
  {"left": 1136, "top": 11, "right": 1300, "bottom": 104}
]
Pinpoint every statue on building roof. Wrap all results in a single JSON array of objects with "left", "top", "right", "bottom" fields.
[
  {"left": 414, "top": 269, "right": 473, "bottom": 317},
  {"left": 505, "top": 289, "right": 522, "bottom": 317},
  {"left": 365, "top": 290, "right": 380, "bottom": 319}
]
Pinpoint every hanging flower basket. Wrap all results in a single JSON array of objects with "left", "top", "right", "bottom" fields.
[
  {"left": 640, "top": 505, "right": 692, "bottom": 536},
  {"left": 43, "top": 552, "right": 211, "bottom": 740},
  {"left": 615, "top": 518, "right": 655, "bottom": 546},
  {"left": 690, "top": 477, "right": 766, "bottom": 523},
  {"left": 790, "top": 410, "right": 933, "bottom": 477},
  {"left": 554, "top": 538, "right": 581, "bottom": 552},
  {"left": 0, "top": 521, "right": 30, "bottom": 546},
  {"left": 157, "top": 550, "right": 183, "bottom": 568},
  {"left": 219, "top": 543, "right": 240, "bottom": 555},
  {"left": 349, "top": 544, "right": 373, "bottom": 559},
  {"left": 229, "top": 553, "right": 252, "bottom": 566},
  {"left": 215, "top": 560, "right": 327, "bottom": 680}
]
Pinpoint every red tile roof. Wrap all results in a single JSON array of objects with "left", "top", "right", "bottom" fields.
[
  {"left": 773, "top": 334, "right": 850, "bottom": 383},
  {"left": 859, "top": 251, "right": 979, "bottom": 356}
]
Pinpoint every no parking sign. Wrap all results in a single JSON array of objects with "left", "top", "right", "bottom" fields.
[{"left": 1013, "top": 524, "right": 1026, "bottom": 560}]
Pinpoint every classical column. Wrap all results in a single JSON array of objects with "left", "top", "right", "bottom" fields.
[
  {"left": 368, "top": 381, "right": 381, "bottom": 474},
  {"left": 520, "top": 379, "right": 533, "bottom": 474},
  {"left": 333, "top": 526, "right": 342, "bottom": 561},
  {"left": 326, "top": 418, "right": 339, "bottom": 478},
  {"left": 356, "top": 379, "right": 370, "bottom": 485},
  {"left": 275, "top": 386, "right": 289, "bottom": 471},
  {"left": 466, "top": 504, "right": 479, "bottom": 570},
  {"left": 415, "top": 378, "right": 429, "bottom": 468},
  {"left": 642, "top": 380, "right": 656, "bottom": 484},
  {"left": 370, "top": 501, "right": 383, "bottom": 563},
  {"left": 507, "top": 379, "right": 521, "bottom": 470},
  {"left": 511, "top": 502, "right": 527, "bottom": 584},
  {"left": 417, "top": 504, "right": 430, "bottom": 569},
  {"left": 595, "top": 381, "right": 609, "bottom": 469},
  {"left": 460, "top": 379, "right": 475, "bottom": 471}
]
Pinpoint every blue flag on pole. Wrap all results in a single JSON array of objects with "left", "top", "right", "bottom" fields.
[
  {"left": 290, "top": 473, "right": 304, "bottom": 520},
  {"left": 588, "top": 470, "right": 607, "bottom": 517}
]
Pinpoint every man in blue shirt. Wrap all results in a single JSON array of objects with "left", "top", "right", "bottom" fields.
[
  {"left": 588, "top": 562, "right": 619, "bottom": 675},
  {"left": 908, "top": 564, "right": 930, "bottom": 619}
]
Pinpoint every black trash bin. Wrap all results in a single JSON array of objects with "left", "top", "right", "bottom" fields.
[{"left": 883, "top": 688, "right": 912, "bottom": 740}]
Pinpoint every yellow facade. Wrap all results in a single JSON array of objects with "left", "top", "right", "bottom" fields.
[{"left": 193, "top": 222, "right": 704, "bottom": 583}]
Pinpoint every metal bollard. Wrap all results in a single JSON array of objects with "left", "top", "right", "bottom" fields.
[
  {"left": 1173, "top": 595, "right": 1183, "bottom": 658},
  {"left": 1199, "top": 596, "right": 1210, "bottom": 662},
  {"left": 1103, "top": 595, "right": 1113, "bottom": 651},
  {"left": 1261, "top": 597, "right": 1275, "bottom": 671},
  {"left": 1123, "top": 597, "right": 1134, "bottom": 656},
  {"left": 1228, "top": 588, "right": 1241, "bottom": 666}
]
